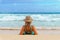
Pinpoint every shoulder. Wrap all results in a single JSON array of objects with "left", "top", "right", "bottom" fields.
[
  {"left": 21, "top": 25, "right": 25, "bottom": 29},
  {"left": 31, "top": 25, "right": 37, "bottom": 31}
]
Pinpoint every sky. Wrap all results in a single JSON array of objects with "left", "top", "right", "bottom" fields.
[{"left": 0, "top": 0, "right": 60, "bottom": 12}]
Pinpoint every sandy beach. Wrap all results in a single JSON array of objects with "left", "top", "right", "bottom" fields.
[
  {"left": 0, "top": 34, "right": 60, "bottom": 40},
  {"left": 0, "top": 28, "right": 60, "bottom": 34},
  {"left": 0, "top": 28, "right": 60, "bottom": 40}
]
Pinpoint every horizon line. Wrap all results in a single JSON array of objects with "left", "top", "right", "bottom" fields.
[{"left": 0, "top": 12, "right": 60, "bottom": 14}]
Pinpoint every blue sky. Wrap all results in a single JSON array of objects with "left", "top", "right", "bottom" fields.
[{"left": 0, "top": 0, "right": 60, "bottom": 12}]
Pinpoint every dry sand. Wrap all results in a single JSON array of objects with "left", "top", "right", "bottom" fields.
[
  {"left": 0, "top": 34, "right": 60, "bottom": 40},
  {"left": 0, "top": 28, "right": 60, "bottom": 40}
]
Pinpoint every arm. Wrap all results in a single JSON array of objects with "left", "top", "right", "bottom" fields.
[
  {"left": 19, "top": 26, "right": 24, "bottom": 35},
  {"left": 32, "top": 26, "right": 38, "bottom": 35}
]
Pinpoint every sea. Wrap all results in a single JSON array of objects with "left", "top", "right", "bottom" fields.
[
  {"left": 0, "top": 12, "right": 60, "bottom": 34},
  {"left": 0, "top": 12, "right": 60, "bottom": 28}
]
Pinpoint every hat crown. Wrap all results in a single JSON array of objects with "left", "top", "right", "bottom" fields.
[
  {"left": 25, "top": 16, "right": 32, "bottom": 20},
  {"left": 24, "top": 16, "right": 33, "bottom": 22}
]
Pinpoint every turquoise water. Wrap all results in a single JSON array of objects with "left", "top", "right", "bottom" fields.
[{"left": 0, "top": 13, "right": 60, "bottom": 28}]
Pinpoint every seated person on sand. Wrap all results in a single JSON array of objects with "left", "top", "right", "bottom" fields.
[{"left": 19, "top": 16, "right": 38, "bottom": 35}]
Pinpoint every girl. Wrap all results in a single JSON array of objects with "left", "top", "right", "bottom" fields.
[{"left": 19, "top": 16, "right": 38, "bottom": 35}]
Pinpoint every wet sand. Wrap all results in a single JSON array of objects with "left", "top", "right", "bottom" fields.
[{"left": 0, "top": 29, "right": 60, "bottom": 34}]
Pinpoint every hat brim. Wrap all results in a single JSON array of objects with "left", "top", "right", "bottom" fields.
[{"left": 24, "top": 19, "right": 33, "bottom": 22}]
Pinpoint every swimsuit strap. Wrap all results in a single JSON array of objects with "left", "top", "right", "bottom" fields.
[{"left": 30, "top": 25, "right": 33, "bottom": 33}]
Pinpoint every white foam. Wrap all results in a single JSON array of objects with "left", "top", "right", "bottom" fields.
[{"left": 0, "top": 14, "right": 60, "bottom": 22}]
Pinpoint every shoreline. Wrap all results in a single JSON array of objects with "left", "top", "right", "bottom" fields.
[
  {"left": 0, "top": 28, "right": 60, "bottom": 30},
  {"left": 0, "top": 27, "right": 60, "bottom": 34},
  {"left": 0, "top": 27, "right": 60, "bottom": 30}
]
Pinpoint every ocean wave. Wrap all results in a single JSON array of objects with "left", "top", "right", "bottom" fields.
[{"left": 0, "top": 14, "right": 60, "bottom": 22}]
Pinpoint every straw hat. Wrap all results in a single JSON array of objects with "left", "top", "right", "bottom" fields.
[{"left": 24, "top": 16, "right": 33, "bottom": 22}]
